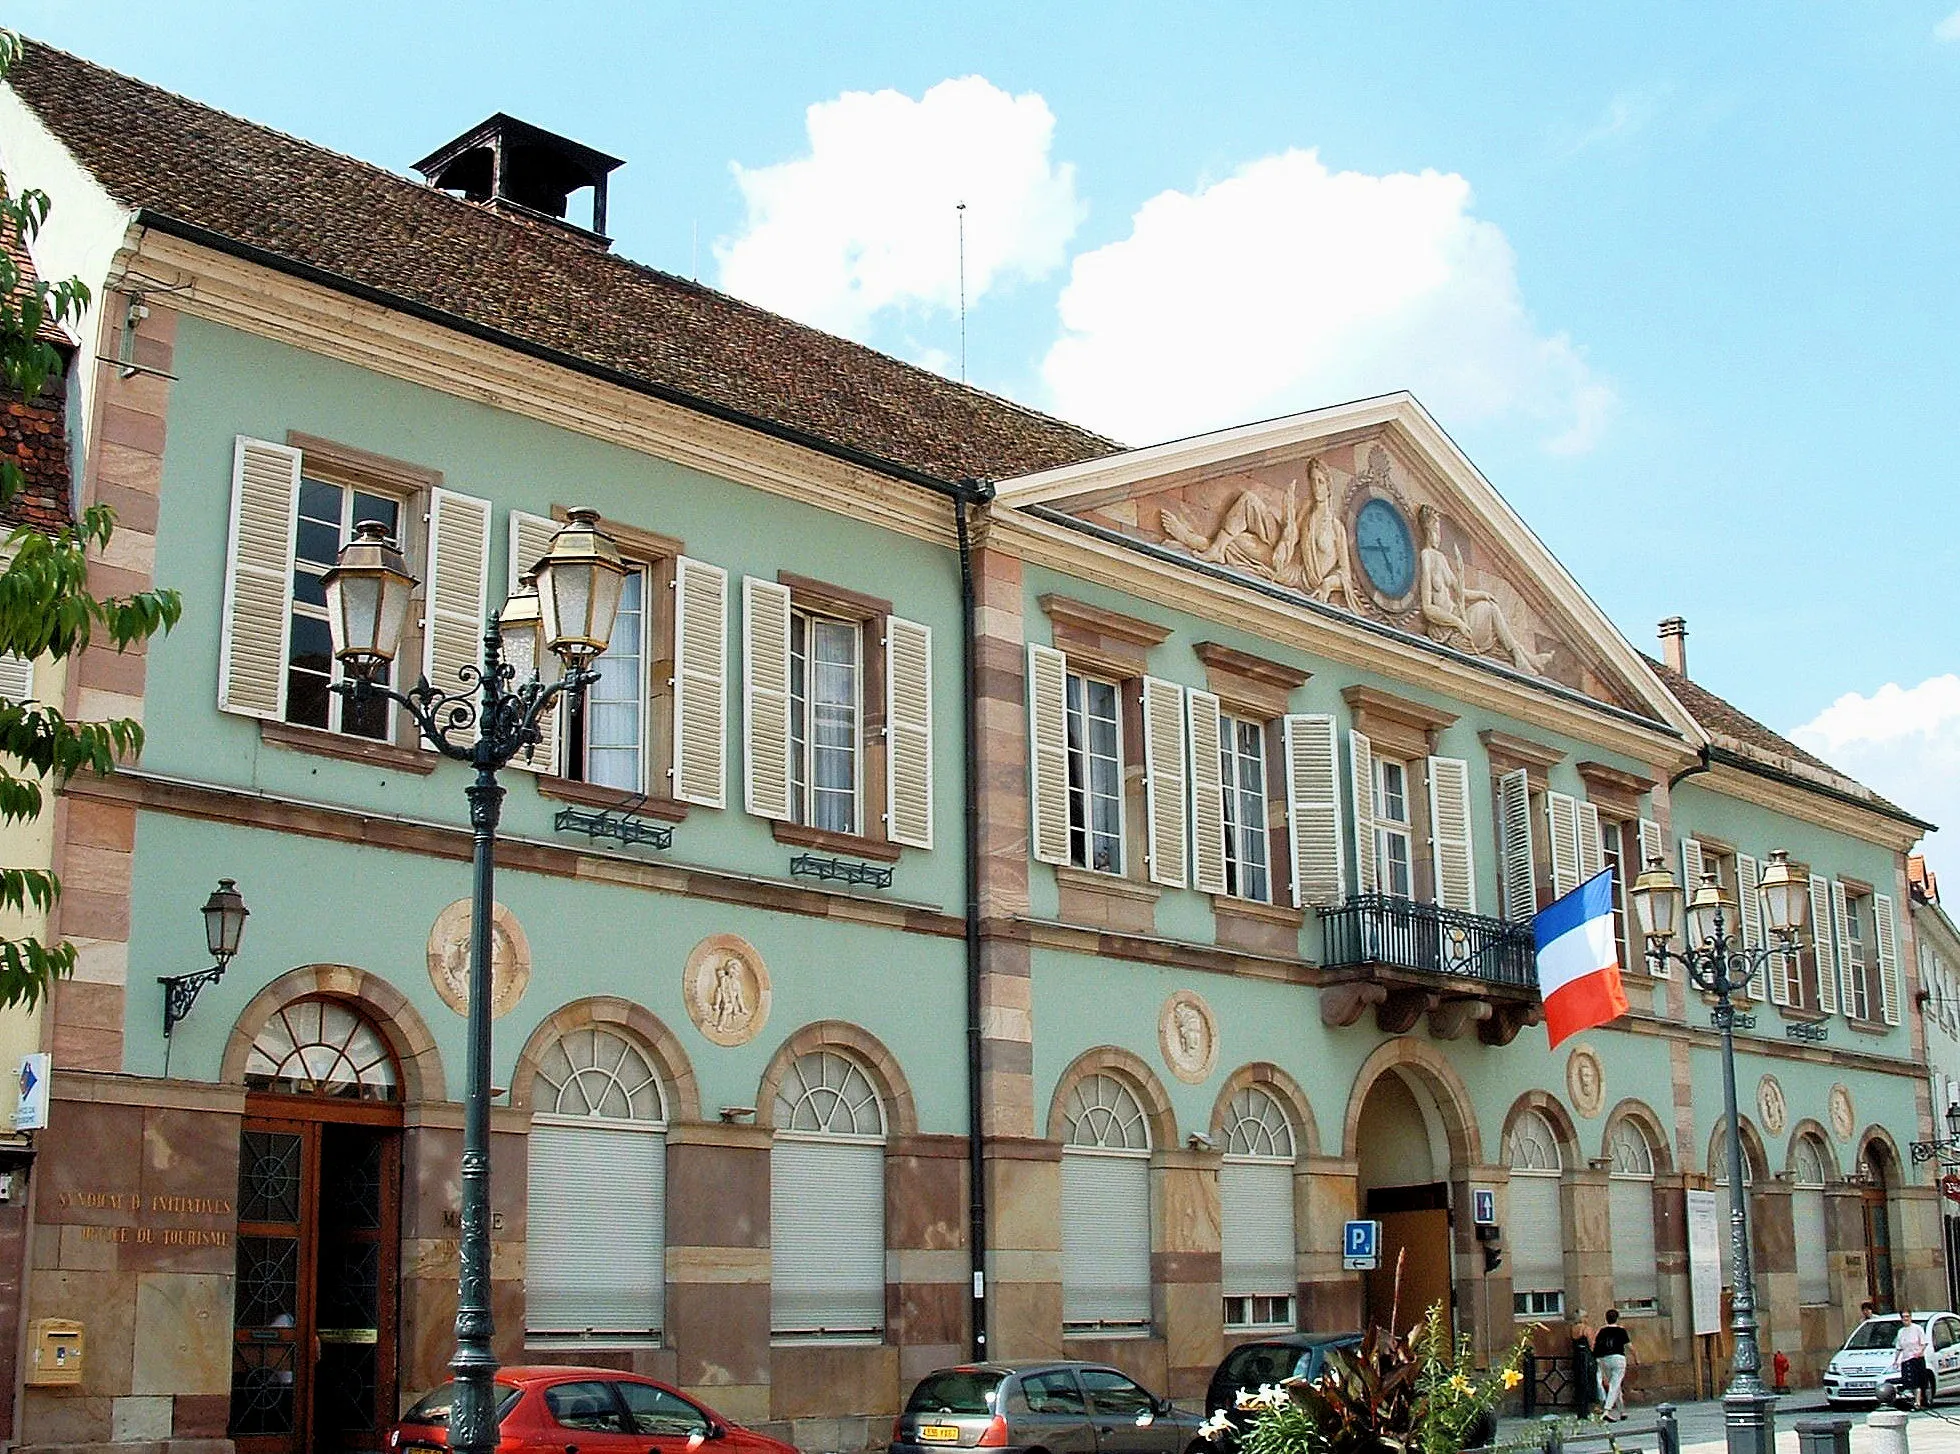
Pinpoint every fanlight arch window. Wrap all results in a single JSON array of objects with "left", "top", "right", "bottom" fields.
[
  {"left": 771, "top": 1049, "right": 887, "bottom": 1341},
  {"left": 1507, "top": 1109, "right": 1566, "bottom": 1318},
  {"left": 1606, "top": 1119, "right": 1660, "bottom": 1311},
  {"left": 245, "top": 998, "right": 399, "bottom": 1100},
  {"left": 1792, "top": 1134, "right": 1832, "bottom": 1307},
  {"left": 1219, "top": 1087, "right": 1297, "bottom": 1331},
  {"left": 527, "top": 1026, "right": 668, "bottom": 1345},
  {"left": 1061, "top": 1072, "right": 1153, "bottom": 1333}
]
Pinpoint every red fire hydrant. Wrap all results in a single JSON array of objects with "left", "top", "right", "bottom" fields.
[{"left": 1773, "top": 1350, "right": 1791, "bottom": 1393}]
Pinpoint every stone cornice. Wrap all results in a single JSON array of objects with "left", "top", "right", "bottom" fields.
[{"left": 1697, "top": 761, "right": 1925, "bottom": 854}]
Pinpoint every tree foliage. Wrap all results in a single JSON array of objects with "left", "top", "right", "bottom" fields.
[{"left": 0, "top": 30, "right": 183, "bottom": 1005}]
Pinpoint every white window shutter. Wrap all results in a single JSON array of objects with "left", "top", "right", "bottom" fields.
[
  {"left": 1141, "top": 676, "right": 1188, "bottom": 889},
  {"left": 1283, "top": 714, "right": 1344, "bottom": 909},
  {"left": 506, "top": 510, "right": 563, "bottom": 775},
  {"left": 1348, "top": 729, "right": 1377, "bottom": 897},
  {"left": 1608, "top": 1178, "right": 1659, "bottom": 1308},
  {"left": 218, "top": 436, "right": 303, "bottom": 720},
  {"left": 1220, "top": 1161, "right": 1296, "bottom": 1297},
  {"left": 526, "top": 1123, "right": 665, "bottom": 1337},
  {"left": 1027, "top": 644, "right": 1071, "bottom": 866},
  {"left": 1875, "top": 891, "right": 1901, "bottom": 1026},
  {"left": 771, "top": 1139, "right": 885, "bottom": 1337},
  {"left": 1187, "top": 689, "right": 1227, "bottom": 895},
  {"left": 1738, "top": 853, "right": 1765, "bottom": 997},
  {"left": 0, "top": 655, "right": 34, "bottom": 702},
  {"left": 1061, "top": 1151, "right": 1152, "bottom": 1329},
  {"left": 1638, "top": 819, "right": 1667, "bottom": 974},
  {"left": 1811, "top": 873, "right": 1839, "bottom": 1015},
  {"left": 883, "top": 616, "right": 934, "bottom": 849},
  {"left": 1678, "top": 838, "right": 1706, "bottom": 957},
  {"left": 1832, "top": 880, "right": 1856, "bottom": 1014},
  {"left": 1547, "top": 791, "right": 1581, "bottom": 899},
  {"left": 673, "top": 558, "right": 729, "bottom": 809},
  {"left": 1498, "top": 768, "right": 1535, "bottom": 922},
  {"left": 1427, "top": 756, "right": 1477, "bottom": 914},
  {"left": 424, "top": 488, "right": 493, "bottom": 747},
  {"left": 1577, "top": 801, "right": 1605, "bottom": 883}
]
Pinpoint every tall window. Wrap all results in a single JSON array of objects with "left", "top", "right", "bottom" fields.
[
  {"left": 1061, "top": 1073, "right": 1152, "bottom": 1333},
  {"left": 1219, "top": 1087, "right": 1295, "bottom": 1329},
  {"left": 790, "top": 611, "right": 861, "bottom": 834},
  {"left": 1066, "top": 673, "right": 1123, "bottom": 873},
  {"left": 1507, "top": 1109, "right": 1565, "bottom": 1318},
  {"left": 1606, "top": 1120, "right": 1659, "bottom": 1313},
  {"left": 1599, "top": 819, "right": 1634, "bottom": 970},
  {"left": 1221, "top": 718, "right": 1270, "bottom": 902},
  {"left": 1842, "top": 891, "right": 1872, "bottom": 1020},
  {"left": 526, "top": 1027, "right": 667, "bottom": 1344},
  {"left": 771, "top": 1050, "right": 886, "bottom": 1341},
  {"left": 567, "top": 568, "right": 645, "bottom": 790},
  {"left": 288, "top": 478, "right": 399, "bottom": 739},
  {"left": 1374, "top": 758, "right": 1415, "bottom": 899},
  {"left": 1793, "top": 1136, "right": 1832, "bottom": 1308}
]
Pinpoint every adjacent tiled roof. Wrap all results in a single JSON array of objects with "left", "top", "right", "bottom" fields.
[{"left": 6, "top": 40, "right": 1120, "bottom": 485}]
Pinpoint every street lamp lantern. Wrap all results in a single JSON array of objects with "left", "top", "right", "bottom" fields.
[
  {"left": 535, "top": 507, "right": 628, "bottom": 669},
  {"left": 1946, "top": 1101, "right": 1960, "bottom": 1141},
  {"left": 322, "top": 520, "right": 418, "bottom": 676},
  {"left": 201, "top": 877, "right": 250, "bottom": 965},
  {"left": 1686, "top": 872, "right": 1734, "bottom": 947},
  {"left": 1630, "top": 857, "right": 1682, "bottom": 943},
  {"left": 1757, "top": 849, "right": 1808, "bottom": 937},
  {"left": 499, "top": 573, "right": 545, "bottom": 685}
]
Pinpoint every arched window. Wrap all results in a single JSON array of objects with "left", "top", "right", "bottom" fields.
[
  {"left": 771, "top": 1050, "right": 886, "bottom": 1341},
  {"left": 1061, "top": 1073, "right": 1153, "bottom": 1333},
  {"left": 1507, "top": 1109, "right": 1565, "bottom": 1318},
  {"left": 1219, "top": 1087, "right": 1297, "bottom": 1331},
  {"left": 1606, "top": 1120, "right": 1659, "bottom": 1312},
  {"left": 246, "top": 998, "right": 399, "bottom": 1100},
  {"left": 525, "top": 1027, "right": 667, "bottom": 1345},
  {"left": 1792, "top": 1135, "right": 1831, "bottom": 1308}
]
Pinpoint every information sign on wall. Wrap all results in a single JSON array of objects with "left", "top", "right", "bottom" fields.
[{"left": 1686, "top": 1188, "right": 1722, "bottom": 1337}]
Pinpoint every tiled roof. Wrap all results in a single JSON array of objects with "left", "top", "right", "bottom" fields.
[{"left": 6, "top": 40, "right": 1120, "bottom": 485}]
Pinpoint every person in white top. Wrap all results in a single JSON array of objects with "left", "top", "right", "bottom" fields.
[{"left": 1895, "top": 1310, "right": 1932, "bottom": 1410}]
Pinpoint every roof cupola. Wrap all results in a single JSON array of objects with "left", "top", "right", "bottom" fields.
[{"left": 413, "top": 114, "right": 622, "bottom": 243}]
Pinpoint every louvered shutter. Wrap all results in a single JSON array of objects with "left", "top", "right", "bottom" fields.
[
  {"left": 1811, "top": 874, "right": 1839, "bottom": 1014},
  {"left": 1427, "top": 756, "right": 1477, "bottom": 913},
  {"left": 1608, "top": 1178, "right": 1659, "bottom": 1307},
  {"left": 1737, "top": 853, "right": 1765, "bottom": 997},
  {"left": 0, "top": 655, "right": 33, "bottom": 702},
  {"left": 1027, "top": 644, "right": 1070, "bottom": 866},
  {"left": 1220, "top": 1161, "right": 1296, "bottom": 1297},
  {"left": 1283, "top": 714, "right": 1344, "bottom": 909},
  {"left": 1509, "top": 1173, "right": 1564, "bottom": 1297},
  {"left": 1832, "top": 880, "right": 1857, "bottom": 1014},
  {"left": 526, "top": 1122, "right": 665, "bottom": 1337},
  {"left": 770, "top": 1139, "right": 885, "bottom": 1336},
  {"left": 672, "top": 559, "right": 729, "bottom": 808},
  {"left": 1141, "top": 677, "right": 1188, "bottom": 888},
  {"left": 1547, "top": 791, "right": 1582, "bottom": 899},
  {"left": 1061, "top": 1151, "right": 1152, "bottom": 1329},
  {"left": 1577, "top": 801, "right": 1605, "bottom": 882},
  {"left": 1348, "top": 730, "right": 1377, "bottom": 896},
  {"left": 507, "top": 510, "right": 562, "bottom": 774},
  {"left": 1795, "top": 1186, "right": 1830, "bottom": 1305},
  {"left": 1187, "top": 690, "right": 1228, "bottom": 895},
  {"left": 1875, "top": 892, "right": 1902, "bottom": 1026},
  {"left": 1497, "top": 768, "right": 1535, "bottom": 922},
  {"left": 739, "top": 576, "right": 790, "bottom": 817},
  {"left": 1638, "top": 819, "right": 1667, "bottom": 975},
  {"left": 218, "top": 436, "right": 303, "bottom": 720},
  {"left": 884, "top": 616, "right": 933, "bottom": 849},
  {"left": 422, "top": 489, "right": 493, "bottom": 747},
  {"left": 1678, "top": 838, "right": 1706, "bottom": 960}
]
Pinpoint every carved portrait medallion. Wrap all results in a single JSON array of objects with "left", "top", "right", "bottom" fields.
[
  {"left": 1829, "top": 1083, "right": 1856, "bottom": 1143},
  {"left": 1158, "top": 990, "right": 1218, "bottom": 1085},
  {"left": 1757, "top": 1075, "right": 1788, "bottom": 1137},
  {"left": 683, "top": 934, "right": 771, "bottom": 1048},
  {"left": 427, "top": 899, "right": 531, "bottom": 1020},
  {"left": 1565, "top": 1043, "right": 1605, "bottom": 1119}
]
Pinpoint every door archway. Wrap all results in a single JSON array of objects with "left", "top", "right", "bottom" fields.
[{"left": 1862, "top": 1137, "right": 1900, "bottom": 1312}]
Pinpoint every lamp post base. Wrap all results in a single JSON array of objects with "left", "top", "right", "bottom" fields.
[{"left": 1723, "top": 1388, "right": 1778, "bottom": 1454}]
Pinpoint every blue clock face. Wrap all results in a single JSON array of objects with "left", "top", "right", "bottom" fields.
[{"left": 1354, "top": 498, "right": 1416, "bottom": 598}]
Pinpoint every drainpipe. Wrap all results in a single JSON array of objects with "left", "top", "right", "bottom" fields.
[
  {"left": 1669, "top": 745, "right": 1713, "bottom": 791},
  {"left": 955, "top": 481, "right": 993, "bottom": 1360}
]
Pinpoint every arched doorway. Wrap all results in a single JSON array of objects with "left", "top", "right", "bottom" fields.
[
  {"left": 1863, "top": 1141, "right": 1899, "bottom": 1312},
  {"left": 1353, "top": 1067, "right": 1454, "bottom": 1334},
  {"left": 229, "top": 997, "right": 405, "bottom": 1454}
]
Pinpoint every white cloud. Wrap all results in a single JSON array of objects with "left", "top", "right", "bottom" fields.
[
  {"left": 1792, "top": 674, "right": 1959, "bottom": 878},
  {"left": 1936, "top": 7, "right": 1960, "bottom": 41},
  {"left": 1039, "top": 149, "right": 1611, "bottom": 450},
  {"left": 716, "top": 77, "right": 1083, "bottom": 338}
]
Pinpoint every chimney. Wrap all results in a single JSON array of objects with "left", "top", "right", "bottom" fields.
[
  {"left": 1658, "top": 616, "right": 1688, "bottom": 676},
  {"left": 414, "top": 114, "right": 623, "bottom": 244}
]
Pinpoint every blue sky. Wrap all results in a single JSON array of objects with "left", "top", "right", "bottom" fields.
[{"left": 14, "top": 1, "right": 1960, "bottom": 874}]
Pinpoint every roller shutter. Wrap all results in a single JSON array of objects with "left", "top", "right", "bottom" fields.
[{"left": 526, "top": 1121, "right": 665, "bottom": 1338}]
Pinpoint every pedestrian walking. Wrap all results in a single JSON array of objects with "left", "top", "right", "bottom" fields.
[
  {"left": 1896, "top": 1309, "right": 1932, "bottom": 1410},
  {"left": 1593, "top": 1309, "right": 1633, "bottom": 1420},
  {"left": 1568, "top": 1308, "right": 1597, "bottom": 1415}
]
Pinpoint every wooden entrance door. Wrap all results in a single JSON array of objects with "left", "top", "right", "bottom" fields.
[
  {"left": 1865, "top": 1186, "right": 1897, "bottom": 1312},
  {"left": 231, "top": 1109, "right": 401, "bottom": 1454},
  {"left": 1363, "top": 1185, "right": 1453, "bottom": 1334}
]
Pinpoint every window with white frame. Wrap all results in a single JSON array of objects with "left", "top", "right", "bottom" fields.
[
  {"left": 287, "top": 477, "right": 402, "bottom": 740},
  {"left": 1842, "top": 889, "right": 1872, "bottom": 1021},
  {"left": 526, "top": 1027, "right": 668, "bottom": 1344},
  {"left": 1606, "top": 1120, "right": 1659, "bottom": 1312},
  {"left": 566, "top": 567, "right": 647, "bottom": 790},
  {"left": 1219, "top": 1087, "right": 1296, "bottom": 1330},
  {"left": 1221, "top": 717, "right": 1271, "bottom": 902},
  {"left": 1793, "top": 1135, "right": 1831, "bottom": 1307},
  {"left": 1065, "top": 673, "right": 1123, "bottom": 873},
  {"left": 1599, "top": 818, "right": 1635, "bottom": 972},
  {"left": 1373, "top": 757, "right": 1415, "bottom": 899},
  {"left": 1061, "top": 1073, "right": 1152, "bottom": 1334},
  {"left": 1507, "top": 1109, "right": 1566, "bottom": 1318},
  {"left": 771, "top": 1050, "right": 886, "bottom": 1341},
  {"left": 790, "top": 610, "right": 861, "bottom": 834}
]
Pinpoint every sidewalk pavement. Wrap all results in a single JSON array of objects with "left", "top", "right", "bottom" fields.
[{"left": 1496, "top": 1391, "right": 1960, "bottom": 1454}]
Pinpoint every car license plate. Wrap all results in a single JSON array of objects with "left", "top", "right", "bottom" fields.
[{"left": 919, "top": 1427, "right": 961, "bottom": 1443}]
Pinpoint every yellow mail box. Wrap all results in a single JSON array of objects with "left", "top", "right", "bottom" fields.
[{"left": 26, "top": 1319, "right": 82, "bottom": 1386}]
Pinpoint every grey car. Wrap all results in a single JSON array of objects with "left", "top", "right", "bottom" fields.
[{"left": 891, "top": 1362, "right": 1208, "bottom": 1454}]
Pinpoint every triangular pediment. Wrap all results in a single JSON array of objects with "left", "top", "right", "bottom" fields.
[{"left": 997, "top": 394, "right": 1687, "bottom": 728}]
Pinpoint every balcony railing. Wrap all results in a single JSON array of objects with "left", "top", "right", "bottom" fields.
[{"left": 1318, "top": 892, "right": 1536, "bottom": 989}]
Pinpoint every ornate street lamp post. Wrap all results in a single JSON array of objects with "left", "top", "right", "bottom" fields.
[
  {"left": 323, "top": 508, "right": 625, "bottom": 1454},
  {"left": 1631, "top": 848, "right": 1809, "bottom": 1454}
]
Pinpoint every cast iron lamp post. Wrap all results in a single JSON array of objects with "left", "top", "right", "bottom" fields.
[
  {"left": 322, "top": 508, "right": 625, "bottom": 1454},
  {"left": 1631, "top": 848, "right": 1809, "bottom": 1454}
]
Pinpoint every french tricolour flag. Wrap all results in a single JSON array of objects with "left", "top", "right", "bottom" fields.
[{"left": 1534, "top": 869, "right": 1630, "bottom": 1049}]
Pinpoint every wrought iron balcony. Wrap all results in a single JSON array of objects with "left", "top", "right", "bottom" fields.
[{"left": 1315, "top": 892, "right": 1542, "bottom": 1044}]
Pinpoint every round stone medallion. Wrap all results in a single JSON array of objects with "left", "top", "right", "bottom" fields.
[
  {"left": 1829, "top": 1082, "right": 1856, "bottom": 1142},
  {"left": 1756, "top": 1075, "right": 1788, "bottom": 1136},
  {"left": 684, "top": 934, "right": 772, "bottom": 1047},
  {"left": 1565, "top": 1043, "right": 1605, "bottom": 1119},
  {"left": 426, "top": 898, "right": 531, "bottom": 1020},
  {"left": 1159, "top": 990, "right": 1218, "bottom": 1085}
]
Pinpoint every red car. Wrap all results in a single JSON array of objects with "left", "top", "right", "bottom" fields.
[{"left": 388, "top": 1367, "right": 798, "bottom": 1454}]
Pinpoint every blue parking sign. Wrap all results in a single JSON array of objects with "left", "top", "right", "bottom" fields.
[{"left": 1343, "top": 1219, "right": 1379, "bottom": 1258}]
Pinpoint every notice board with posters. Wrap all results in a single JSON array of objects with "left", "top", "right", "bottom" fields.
[{"left": 1686, "top": 1189, "right": 1722, "bottom": 1336}]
